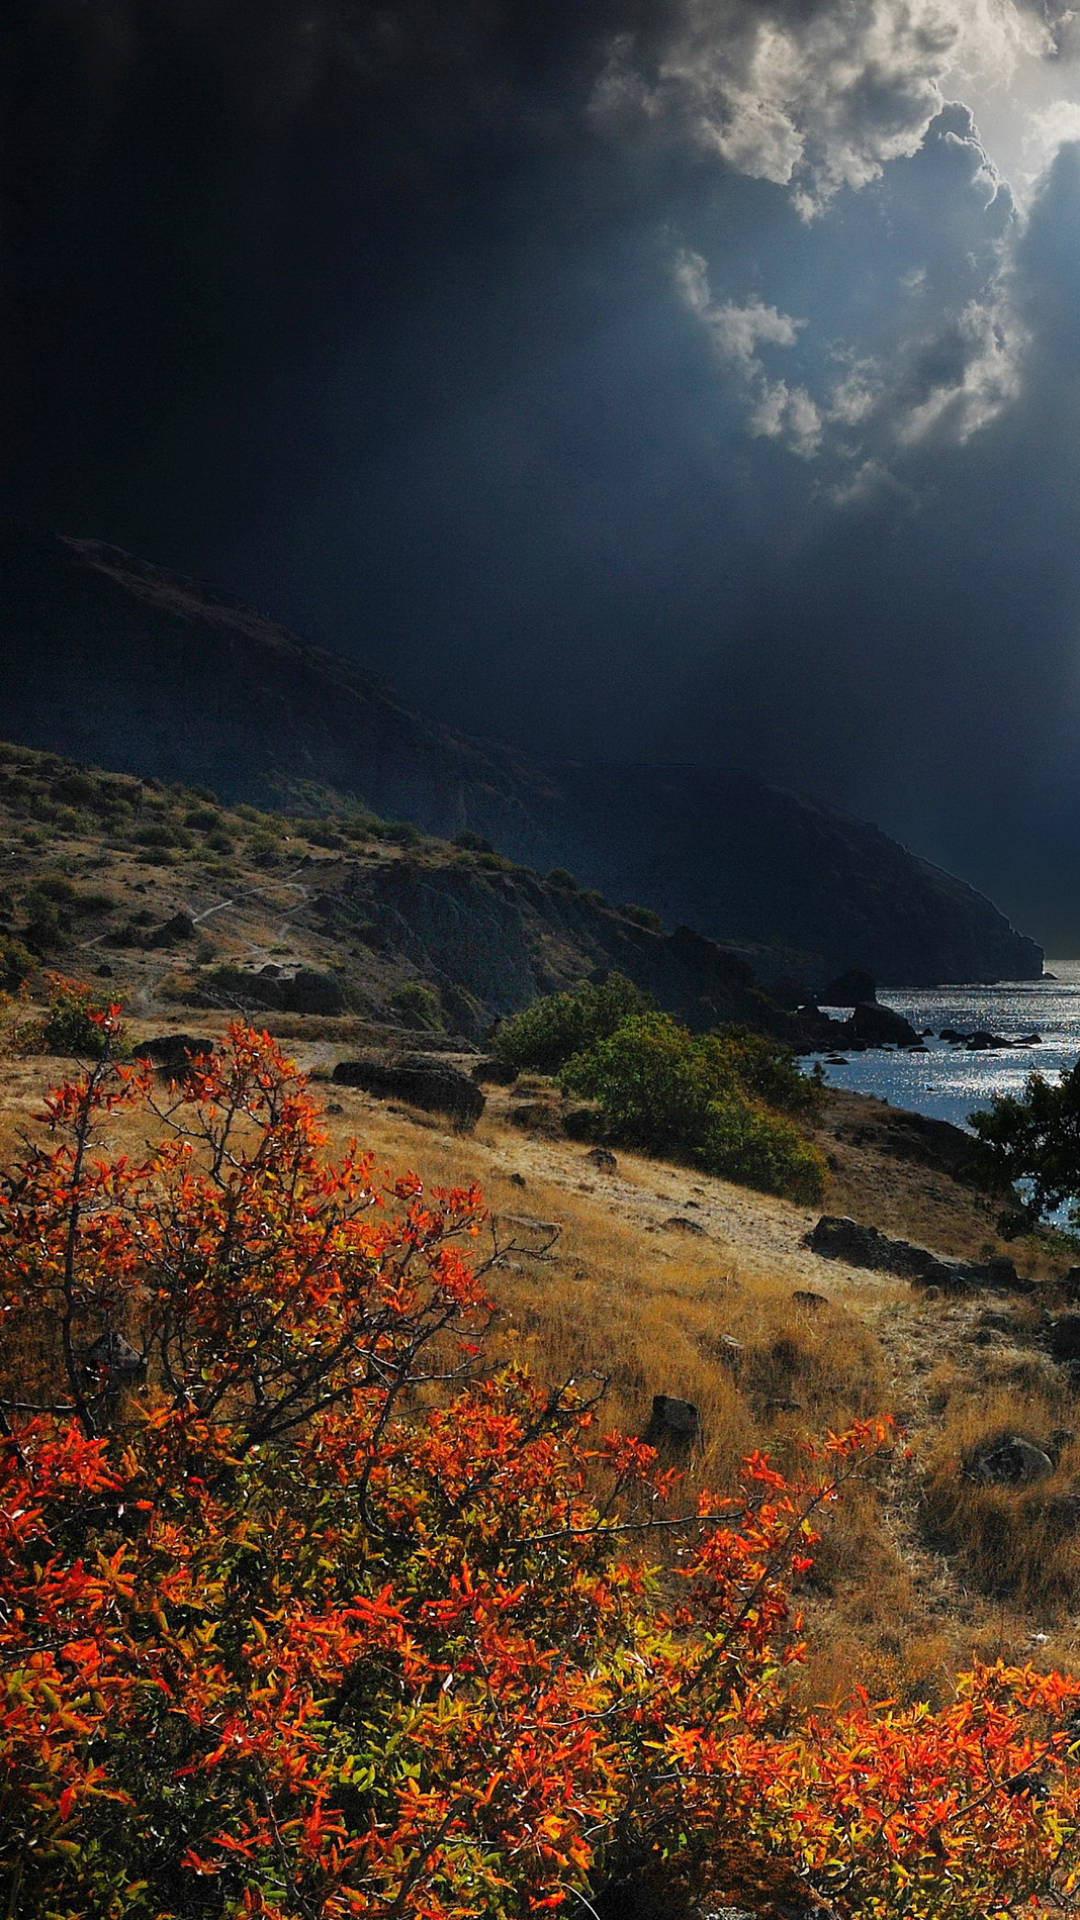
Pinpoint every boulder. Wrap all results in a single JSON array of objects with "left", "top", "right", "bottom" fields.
[
  {"left": 965, "top": 1031, "right": 1009, "bottom": 1051},
  {"left": 821, "top": 969, "right": 877, "bottom": 1006},
  {"left": 792, "top": 1289, "right": 829, "bottom": 1311},
  {"left": 85, "top": 1330, "right": 146, "bottom": 1385},
  {"left": 132, "top": 1032, "right": 214, "bottom": 1074},
  {"left": 471, "top": 1056, "right": 518, "bottom": 1085},
  {"left": 850, "top": 1002, "right": 919, "bottom": 1046},
  {"left": 643, "top": 1393, "right": 702, "bottom": 1453},
  {"left": 805, "top": 1215, "right": 1035, "bottom": 1295},
  {"left": 585, "top": 1146, "right": 618, "bottom": 1172},
  {"left": 145, "top": 910, "right": 196, "bottom": 948},
  {"left": 1049, "top": 1315, "right": 1080, "bottom": 1362},
  {"left": 332, "top": 1053, "right": 486, "bottom": 1126},
  {"left": 663, "top": 1215, "right": 706, "bottom": 1235},
  {"left": 972, "top": 1434, "right": 1055, "bottom": 1486}
]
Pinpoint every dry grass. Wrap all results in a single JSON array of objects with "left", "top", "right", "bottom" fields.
[{"left": 8, "top": 1018, "right": 1080, "bottom": 1696}]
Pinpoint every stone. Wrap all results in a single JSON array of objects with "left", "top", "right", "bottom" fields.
[
  {"left": 792, "top": 1289, "right": 829, "bottom": 1311},
  {"left": 509, "top": 1172, "right": 527, "bottom": 1187},
  {"left": 471, "top": 1056, "right": 519, "bottom": 1085},
  {"left": 965, "top": 1030, "right": 1009, "bottom": 1051},
  {"left": 984, "top": 1255, "right": 1020, "bottom": 1291},
  {"left": 663, "top": 1215, "right": 706, "bottom": 1234},
  {"left": 332, "top": 1053, "right": 486, "bottom": 1127},
  {"left": 1049, "top": 1315, "right": 1080, "bottom": 1362},
  {"left": 85, "top": 1330, "right": 145, "bottom": 1385},
  {"left": 131, "top": 1032, "right": 214, "bottom": 1074},
  {"left": 972, "top": 1434, "right": 1055, "bottom": 1486},
  {"left": 643, "top": 1393, "right": 702, "bottom": 1452},
  {"left": 585, "top": 1146, "right": 618, "bottom": 1172},
  {"left": 144, "top": 911, "right": 196, "bottom": 948},
  {"left": 850, "top": 1001, "right": 919, "bottom": 1046},
  {"left": 821, "top": 968, "right": 877, "bottom": 1006}
]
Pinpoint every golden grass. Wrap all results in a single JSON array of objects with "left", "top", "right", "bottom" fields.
[{"left": 7, "top": 1021, "right": 1080, "bottom": 1694}]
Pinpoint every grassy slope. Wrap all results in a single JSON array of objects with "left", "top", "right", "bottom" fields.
[{"left": 4, "top": 740, "right": 1080, "bottom": 1701}]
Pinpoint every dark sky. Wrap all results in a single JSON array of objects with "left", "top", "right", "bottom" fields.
[{"left": 6, "top": 1, "right": 1080, "bottom": 947}]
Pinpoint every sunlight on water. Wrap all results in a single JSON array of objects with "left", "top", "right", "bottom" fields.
[{"left": 805, "top": 960, "right": 1080, "bottom": 1130}]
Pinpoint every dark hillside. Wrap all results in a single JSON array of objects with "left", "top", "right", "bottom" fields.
[{"left": 0, "top": 521, "right": 1041, "bottom": 985}]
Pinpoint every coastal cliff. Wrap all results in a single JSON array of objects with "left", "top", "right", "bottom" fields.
[{"left": 0, "top": 521, "right": 1042, "bottom": 986}]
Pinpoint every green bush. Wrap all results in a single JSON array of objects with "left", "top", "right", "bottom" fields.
[
  {"left": 560, "top": 1012, "right": 826, "bottom": 1204},
  {"left": 621, "top": 902, "right": 664, "bottom": 932},
  {"left": 546, "top": 867, "right": 578, "bottom": 890},
  {"left": 0, "top": 936, "right": 35, "bottom": 987},
  {"left": 493, "top": 974, "right": 654, "bottom": 1076},
  {"left": 17, "top": 977, "right": 126, "bottom": 1058},
  {"left": 389, "top": 982, "right": 445, "bottom": 1031}
]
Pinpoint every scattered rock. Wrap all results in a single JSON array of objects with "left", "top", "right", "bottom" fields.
[
  {"left": 131, "top": 1032, "right": 214, "bottom": 1074},
  {"left": 643, "top": 1393, "right": 702, "bottom": 1453},
  {"left": 972, "top": 1434, "right": 1055, "bottom": 1486},
  {"left": 824, "top": 1054, "right": 849, "bottom": 1065},
  {"left": 471, "top": 1056, "right": 518, "bottom": 1085},
  {"left": 585, "top": 1146, "right": 618, "bottom": 1172},
  {"left": 1049, "top": 1315, "right": 1080, "bottom": 1362},
  {"left": 850, "top": 1001, "right": 920, "bottom": 1046},
  {"left": 792, "top": 1289, "right": 829, "bottom": 1311},
  {"left": 663, "top": 1215, "right": 706, "bottom": 1234},
  {"left": 1018, "top": 1031, "right": 1042, "bottom": 1045},
  {"left": 85, "top": 1330, "right": 146, "bottom": 1386},
  {"left": 965, "top": 1030, "right": 1009, "bottom": 1051},
  {"left": 805, "top": 1214, "right": 1036, "bottom": 1294},
  {"left": 145, "top": 910, "right": 196, "bottom": 948},
  {"left": 821, "top": 968, "right": 877, "bottom": 1006},
  {"left": 332, "top": 1054, "right": 486, "bottom": 1127},
  {"left": 509, "top": 1171, "right": 527, "bottom": 1187}
]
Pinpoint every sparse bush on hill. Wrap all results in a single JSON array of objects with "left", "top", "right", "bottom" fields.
[
  {"left": 11, "top": 974, "right": 127, "bottom": 1058},
  {"left": 560, "top": 1012, "right": 826, "bottom": 1204},
  {"left": 621, "top": 901, "right": 664, "bottom": 932},
  {"left": 389, "top": 980, "right": 445, "bottom": 1030},
  {"left": 493, "top": 972, "right": 653, "bottom": 1075}
]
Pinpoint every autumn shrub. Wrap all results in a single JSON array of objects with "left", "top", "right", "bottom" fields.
[
  {"left": 560, "top": 1012, "right": 826, "bottom": 1204},
  {"left": 493, "top": 972, "right": 654, "bottom": 1075},
  {"left": 6, "top": 1027, "right": 1080, "bottom": 1920}
]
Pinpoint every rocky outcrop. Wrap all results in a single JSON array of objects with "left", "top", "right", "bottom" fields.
[
  {"left": 0, "top": 521, "right": 1043, "bottom": 987},
  {"left": 332, "top": 1053, "right": 486, "bottom": 1126},
  {"left": 643, "top": 1394, "right": 703, "bottom": 1454},
  {"left": 804, "top": 1216, "right": 1036, "bottom": 1294}
]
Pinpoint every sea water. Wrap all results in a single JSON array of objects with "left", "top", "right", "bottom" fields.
[{"left": 805, "top": 959, "right": 1080, "bottom": 1131}]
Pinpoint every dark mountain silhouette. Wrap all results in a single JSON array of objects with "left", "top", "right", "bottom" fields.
[{"left": 0, "top": 519, "right": 1042, "bottom": 986}]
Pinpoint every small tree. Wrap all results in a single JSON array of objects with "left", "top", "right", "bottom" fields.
[
  {"left": 493, "top": 973, "right": 653, "bottom": 1075},
  {"left": 970, "top": 1060, "right": 1080, "bottom": 1231}
]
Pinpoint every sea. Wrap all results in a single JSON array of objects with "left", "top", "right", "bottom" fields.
[{"left": 804, "top": 959, "right": 1080, "bottom": 1132}]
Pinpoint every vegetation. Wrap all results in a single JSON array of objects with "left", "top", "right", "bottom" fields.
[
  {"left": 12, "top": 974, "right": 127, "bottom": 1058},
  {"left": 5, "top": 1024, "right": 1080, "bottom": 1920},
  {"left": 971, "top": 1061, "right": 1080, "bottom": 1231},
  {"left": 389, "top": 980, "right": 445, "bottom": 1030},
  {"left": 561, "top": 1012, "right": 826, "bottom": 1204},
  {"left": 493, "top": 973, "right": 654, "bottom": 1075}
]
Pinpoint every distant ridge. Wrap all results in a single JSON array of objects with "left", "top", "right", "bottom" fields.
[{"left": 0, "top": 518, "right": 1042, "bottom": 986}]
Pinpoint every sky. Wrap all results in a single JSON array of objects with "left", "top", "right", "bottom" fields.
[{"left": 6, "top": 1, "right": 1080, "bottom": 946}]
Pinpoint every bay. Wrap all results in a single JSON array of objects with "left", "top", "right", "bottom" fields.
[{"left": 805, "top": 959, "right": 1080, "bottom": 1131}]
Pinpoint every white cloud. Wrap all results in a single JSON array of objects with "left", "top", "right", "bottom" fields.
[{"left": 597, "top": 0, "right": 1062, "bottom": 215}]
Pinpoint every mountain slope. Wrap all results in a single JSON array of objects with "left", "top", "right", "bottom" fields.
[{"left": 0, "top": 520, "right": 1041, "bottom": 985}]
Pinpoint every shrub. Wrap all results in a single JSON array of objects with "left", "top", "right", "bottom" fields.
[
  {"left": 454, "top": 828, "right": 494, "bottom": 852},
  {"left": 380, "top": 818, "right": 423, "bottom": 846},
  {"left": 621, "top": 901, "right": 664, "bottom": 932},
  {"left": 0, "top": 934, "right": 35, "bottom": 986},
  {"left": 1, "top": 1035, "right": 1079, "bottom": 1920},
  {"left": 493, "top": 973, "right": 654, "bottom": 1075},
  {"left": 546, "top": 866, "right": 578, "bottom": 889},
  {"left": 560, "top": 1012, "right": 826, "bottom": 1203},
  {"left": 14, "top": 974, "right": 126, "bottom": 1058},
  {"left": 389, "top": 980, "right": 445, "bottom": 1030}
]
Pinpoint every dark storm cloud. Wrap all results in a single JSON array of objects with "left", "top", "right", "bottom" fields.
[{"left": 5, "top": 1, "right": 1080, "bottom": 941}]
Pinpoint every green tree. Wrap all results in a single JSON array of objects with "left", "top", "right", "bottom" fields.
[
  {"left": 493, "top": 972, "right": 653, "bottom": 1075},
  {"left": 970, "top": 1060, "right": 1080, "bottom": 1229}
]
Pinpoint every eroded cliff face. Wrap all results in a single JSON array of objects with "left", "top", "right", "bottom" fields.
[{"left": 0, "top": 521, "right": 1042, "bottom": 985}]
